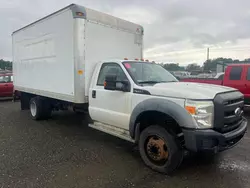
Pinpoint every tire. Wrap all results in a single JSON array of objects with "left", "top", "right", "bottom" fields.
[
  {"left": 139, "top": 125, "right": 183, "bottom": 174},
  {"left": 30, "top": 97, "right": 51, "bottom": 120}
]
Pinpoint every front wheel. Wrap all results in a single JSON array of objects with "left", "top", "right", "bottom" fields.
[{"left": 139, "top": 125, "right": 183, "bottom": 174}]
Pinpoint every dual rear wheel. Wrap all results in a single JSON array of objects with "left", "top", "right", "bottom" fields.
[{"left": 30, "top": 97, "right": 52, "bottom": 120}]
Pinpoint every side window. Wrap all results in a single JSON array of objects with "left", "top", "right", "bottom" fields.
[
  {"left": 247, "top": 68, "right": 250, "bottom": 80},
  {"left": 218, "top": 74, "right": 224, "bottom": 80},
  {"left": 0, "top": 76, "right": 11, "bottom": 83},
  {"left": 229, "top": 67, "right": 242, "bottom": 80},
  {"left": 97, "top": 63, "right": 128, "bottom": 86},
  {"left": 5, "top": 76, "right": 11, "bottom": 83},
  {"left": 0, "top": 76, "right": 4, "bottom": 83}
]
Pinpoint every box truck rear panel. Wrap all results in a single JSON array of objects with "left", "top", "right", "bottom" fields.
[{"left": 13, "top": 8, "right": 75, "bottom": 102}]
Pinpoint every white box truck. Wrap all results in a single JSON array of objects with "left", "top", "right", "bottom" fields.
[{"left": 13, "top": 4, "right": 247, "bottom": 174}]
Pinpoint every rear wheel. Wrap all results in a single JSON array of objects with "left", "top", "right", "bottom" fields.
[
  {"left": 139, "top": 125, "right": 183, "bottom": 174},
  {"left": 30, "top": 97, "right": 51, "bottom": 120}
]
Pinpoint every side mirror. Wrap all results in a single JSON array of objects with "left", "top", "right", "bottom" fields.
[{"left": 104, "top": 75, "right": 130, "bottom": 92}]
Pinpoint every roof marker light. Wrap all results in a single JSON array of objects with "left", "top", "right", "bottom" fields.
[{"left": 76, "top": 12, "right": 84, "bottom": 16}]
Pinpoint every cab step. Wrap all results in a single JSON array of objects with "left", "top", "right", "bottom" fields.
[{"left": 89, "top": 122, "right": 135, "bottom": 143}]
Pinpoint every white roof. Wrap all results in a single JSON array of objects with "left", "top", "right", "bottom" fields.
[{"left": 13, "top": 4, "right": 144, "bottom": 35}]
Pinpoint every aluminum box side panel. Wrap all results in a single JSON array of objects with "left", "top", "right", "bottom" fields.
[
  {"left": 84, "top": 21, "right": 143, "bottom": 96},
  {"left": 15, "top": 86, "right": 75, "bottom": 102}
]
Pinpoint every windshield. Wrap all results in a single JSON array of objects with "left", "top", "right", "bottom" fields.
[{"left": 123, "top": 62, "right": 178, "bottom": 85}]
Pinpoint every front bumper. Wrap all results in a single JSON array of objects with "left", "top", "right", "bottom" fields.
[{"left": 183, "top": 117, "right": 248, "bottom": 153}]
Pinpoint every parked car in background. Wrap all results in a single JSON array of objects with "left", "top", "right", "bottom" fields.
[
  {"left": 214, "top": 72, "right": 224, "bottom": 79},
  {"left": 172, "top": 71, "right": 190, "bottom": 80},
  {"left": 196, "top": 73, "right": 214, "bottom": 78},
  {"left": 0, "top": 73, "right": 13, "bottom": 97},
  {"left": 181, "top": 64, "right": 250, "bottom": 105}
]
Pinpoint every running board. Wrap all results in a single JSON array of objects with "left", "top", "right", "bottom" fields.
[{"left": 89, "top": 122, "right": 135, "bottom": 143}]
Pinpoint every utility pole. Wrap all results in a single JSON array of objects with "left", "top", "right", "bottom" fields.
[
  {"left": 207, "top": 48, "right": 210, "bottom": 61},
  {"left": 202, "top": 48, "right": 210, "bottom": 73}
]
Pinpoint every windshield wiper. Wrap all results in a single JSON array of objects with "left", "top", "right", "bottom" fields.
[
  {"left": 138, "top": 81, "right": 160, "bottom": 84},
  {"left": 138, "top": 80, "right": 177, "bottom": 84}
]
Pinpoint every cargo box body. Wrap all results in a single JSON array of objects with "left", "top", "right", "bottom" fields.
[{"left": 12, "top": 4, "right": 143, "bottom": 104}]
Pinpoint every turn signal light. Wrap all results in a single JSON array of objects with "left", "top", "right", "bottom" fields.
[{"left": 185, "top": 106, "right": 196, "bottom": 115}]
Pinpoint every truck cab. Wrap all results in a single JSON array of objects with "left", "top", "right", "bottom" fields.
[
  {"left": 88, "top": 60, "right": 247, "bottom": 174},
  {"left": 223, "top": 64, "right": 250, "bottom": 104},
  {"left": 181, "top": 64, "right": 250, "bottom": 105}
]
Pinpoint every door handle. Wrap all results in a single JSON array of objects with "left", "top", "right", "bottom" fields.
[
  {"left": 4, "top": 84, "right": 8, "bottom": 86},
  {"left": 245, "top": 84, "right": 247, "bottom": 88},
  {"left": 92, "top": 90, "right": 96, "bottom": 98}
]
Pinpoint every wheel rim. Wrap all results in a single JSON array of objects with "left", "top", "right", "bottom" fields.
[
  {"left": 145, "top": 135, "right": 169, "bottom": 166},
  {"left": 30, "top": 101, "right": 37, "bottom": 117}
]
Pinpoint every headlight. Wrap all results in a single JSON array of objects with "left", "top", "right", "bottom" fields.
[{"left": 185, "top": 100, "right": 214, "bottom": 129}]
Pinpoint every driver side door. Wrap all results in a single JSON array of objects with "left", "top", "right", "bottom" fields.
[{"left": 89, "top": 63, "right": 132, "bottom": 130}]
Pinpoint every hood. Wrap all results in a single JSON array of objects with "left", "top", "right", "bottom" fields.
[{"left": 143, "top": 82, "right": 237, "bottom": 99}]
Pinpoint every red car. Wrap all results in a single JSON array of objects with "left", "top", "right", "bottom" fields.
[
  {"left": 0, "top": 73, "right": 13, "bottom": 97},
  {"left": 181, "top": 64, "right": 250, "bottom": 104}
]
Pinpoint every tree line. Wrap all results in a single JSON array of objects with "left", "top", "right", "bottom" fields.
[
  {"left": 160, "top": 58, "right": 250, "bottom": 72},
  {"left": 0, "top": 59, "right": 12, "bottom": 70}
]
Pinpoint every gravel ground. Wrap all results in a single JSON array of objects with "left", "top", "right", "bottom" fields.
[{"left": 0, "top": 100, "right": 250, "bottom": 188}]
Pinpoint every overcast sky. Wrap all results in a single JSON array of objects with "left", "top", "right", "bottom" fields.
[{"left": 1, "top": 0, "right": 250, "bottom": 65}]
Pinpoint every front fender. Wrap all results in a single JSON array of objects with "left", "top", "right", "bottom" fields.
[{"left": 129, "top": 98, "right": 198, "bottom": 138}]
